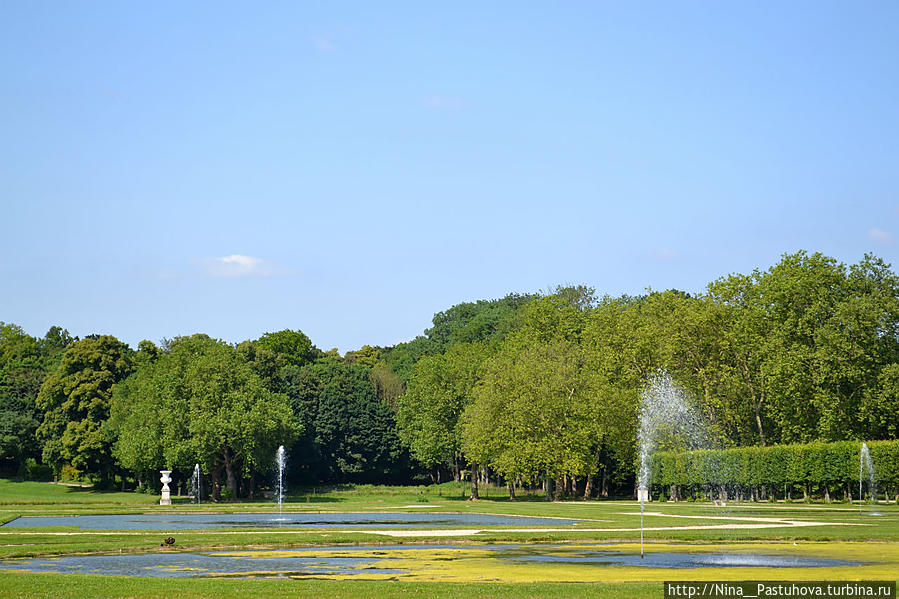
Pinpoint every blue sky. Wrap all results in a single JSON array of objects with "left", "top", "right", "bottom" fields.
[{"left": 2, "top": 2, "right": 897, "bottom": 353}]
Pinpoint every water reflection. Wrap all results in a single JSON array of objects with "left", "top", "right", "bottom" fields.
[
  {"left": 0, "top": 544, "right": 861, "bottom": 579},
  {"left": 3, "top": 512, "right": 578, "bottom": 530}
]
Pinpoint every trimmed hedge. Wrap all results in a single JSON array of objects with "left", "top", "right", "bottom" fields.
[{"left": 649, "top": 440, "right": 899, "bottom": 502}]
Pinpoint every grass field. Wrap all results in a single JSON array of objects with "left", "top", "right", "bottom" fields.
[{"left": 0, "top": 479, "right": 896, "bottom": 598}]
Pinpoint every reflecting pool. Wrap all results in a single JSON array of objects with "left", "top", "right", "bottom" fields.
[
  {"left": 2, "top": 512, "right": 578, "bottom": 530},
  {"left": 0, "top": 544, "right": 862, "bottom": 580}
]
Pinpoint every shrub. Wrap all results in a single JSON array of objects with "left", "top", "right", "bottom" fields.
[
  {"left": 17, "top": 458, "right": 53, "bottom": 481},
  {"left": 649, "top": 439, "right": 899, "bottom": 501}
]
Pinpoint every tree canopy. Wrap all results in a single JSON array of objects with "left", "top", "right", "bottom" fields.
[
  {"left": 110, "top": 335, "right": 297, "bottom": 498},
  {"left": 36, "top": 335, "right": 133, "bottom": 482},
  {"left": 5, "top": 250, "right": 899, "bottom": 500}
]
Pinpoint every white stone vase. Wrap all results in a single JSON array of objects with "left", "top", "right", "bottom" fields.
[{"left": 160, "top": 470, "right": 172, "bottom": 506}]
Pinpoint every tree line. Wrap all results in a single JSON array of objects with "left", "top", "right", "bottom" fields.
[
  {"left": 2, "top": 251, "right": 898, "bottom": 500},
  {"left": 648, "top": 440, "right": 899, "bottom": 503}
]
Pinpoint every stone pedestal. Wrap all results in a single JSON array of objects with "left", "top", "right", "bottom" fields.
[
  {"left": 160, "top": 470, "right": 172, "bottom": 506},
  {"left": 637, "top": 486, "right": 650, "bottom": 503}
]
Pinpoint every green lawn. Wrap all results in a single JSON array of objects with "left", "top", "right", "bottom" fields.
[
  {"left": 0, "top": 573, "right": 654, "bottom": 599},
  {"left": 1, "top": 479, "right": 897, "bottom": 598}
]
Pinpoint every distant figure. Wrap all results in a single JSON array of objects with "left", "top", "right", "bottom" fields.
[{"left": 161, "top": 537, "right": 175, "bottom": 547}]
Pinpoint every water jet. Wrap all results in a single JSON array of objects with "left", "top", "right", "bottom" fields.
[
  {"left": 189, "top": 463, "right": 201, "bottom": 505},
  {"left": 637, "top": 371, "right": 708, "bottom": 558},
  {"left": 275, "top": 445, "right": 286, "bottom": 517},
  {"left": 859, "top": 442, "right": 876, "bottom": 507}
]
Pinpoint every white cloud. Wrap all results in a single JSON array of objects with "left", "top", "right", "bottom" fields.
[
  {"left": 199, "top": 254, "right": 286, "bottom": 278},
  {"left": 868, "top": 228, "right": 894, "bottom": 244}
]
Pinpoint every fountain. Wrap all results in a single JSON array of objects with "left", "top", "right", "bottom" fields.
[
  {"left": 637, "top": 371, "right": 708, "bottom": 557},
  {"left": 275, "top": 445, "right": 286, "bottom": 517},
  {"left": 859, "top": 443, "right": 876, "bottom": 505},
  {"left": 189, "top": 464, "right": 201, "bottom": 505}
]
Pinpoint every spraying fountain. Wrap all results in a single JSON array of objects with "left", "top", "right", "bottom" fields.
[
  {"left": 189, "top": 464, "right": 201, "bottom": 505},
  {"left": 275, "top": 445, "right": 286, "bottom": 517},
  {"left": 637, "top": 371, "right": 708, "bottom": 558},
  {"left": 859, "top": 443, "right": 876, "bottom": 506}
]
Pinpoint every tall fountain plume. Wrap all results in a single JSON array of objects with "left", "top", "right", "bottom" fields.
[
  {"left": 276, "top": 445, "right": 286, "bottom": 516},
  {"left": 859, "top": 443, "right": 876, "bottom": 504},
  {"left": 637, "top": 371, "right": 708, "bottom": 557},
  {"left": 189, "top": 463, "right": 201, "bottom": 505}
]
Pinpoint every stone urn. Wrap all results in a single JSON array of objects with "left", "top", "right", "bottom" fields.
[
  {"left": 160, "top": 470, "right": 172, "bottom": 506},
  {"left": 637, "top": 486, "right": 650, "bottom": 503}
]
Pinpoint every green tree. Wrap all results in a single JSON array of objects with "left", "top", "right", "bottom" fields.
[
  {"left": 0, "top": 324, "right": 75, "bottom": 474},
  {"left": 397, "top": 342, "right": 490, "bottom": 481},
  {"left": 369, "top": 361, "right": 405, "bottom": 410},
  {"left": 308, "top": 359, "right": 408, "bottom": 482},
  {"left": 0, "top": 324, "right": 41, "bottom": 473},
  {"left": 278, "top": 357, "right": 411, "bottom": 484},
  {"left": 463, "top": 295, "right": 604, "bottom": 498},
  {"left": 345, "top": 345, "right": 382, "bottom": 369},
  {"left": 255, "top": 329, "right": 321, "bottom": 368},
  {"left": 465, "top": 338, "right": 597, "bottom": 497},
  {"left": 36, "top": 335, "right": 133, "bottom": 482},
  {"left": 382, "top": 293, "right": 535, "bottom": 382},
  {"left": 110, "top": 335, "right": 297, "bottom": 499},
  {"left": 426, "top": 292, "right": 535, "bottom": 350},
  {"left": 381, "top": 336, "right": 440, "bottom": 382},
  {"left": 709, "top": 252, "right": 899, "bottom": 444}
]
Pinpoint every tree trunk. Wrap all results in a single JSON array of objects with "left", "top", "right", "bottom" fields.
[
  {"left": 754, "top": 401, "right": 766, "bottom": 446},
  {"left": 223, "top": 450, "right": 238, "bottom": 500},
  {"left": 508, "top": 481, "right": 516, "bottom": 500},
  {"left": 211, "top": 461, "right": 222, "bottom": 501},
  {"left": 469, "top": 465, "right": 479, "bottom": 500},
  {"left": 544, "top": 476, "right": 554, "bottom": 501},
  {"left": 743, "top": 362, "right": 766, "bottom": 446},
  {"left": 601, "top": 468, "right": 609, "bottom": 498},
  {"left": 584, "top": 473, "right": 594, "bottom": 500},
  {"left": 554, "top": 475, "right": 565, "bottom": 501}
]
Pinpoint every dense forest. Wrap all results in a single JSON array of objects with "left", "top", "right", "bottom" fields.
[{"left": 2, "top": 251, "right": 898, "bottom": 500}]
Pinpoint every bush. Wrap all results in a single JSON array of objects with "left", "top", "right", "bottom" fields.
[
  {"left": 648, "top": 439, "right": 899, "bottom": 501},
  {"left": 17, "top": 458, "right": 53, "bottom": 481},
  {"left": 58, "top": 464, "right": 84, "bottom": 483}
]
